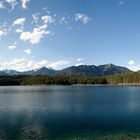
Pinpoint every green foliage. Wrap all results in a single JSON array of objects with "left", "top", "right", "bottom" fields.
[
  {"left": 0, "top": 72, "right": 140, "bottom": 85},
  {"left": 106, "top": 72, "right": 140, "bottom": 84},
  {"left": 20, "top": 75, "right": 108, "bottom": 85},
  {"left": 0, "top": 75, "right": 107, "bottom": 85}
]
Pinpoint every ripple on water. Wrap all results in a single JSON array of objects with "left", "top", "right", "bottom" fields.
[{"left": 19, "top": 124, "right": 47, "bottom": 140}]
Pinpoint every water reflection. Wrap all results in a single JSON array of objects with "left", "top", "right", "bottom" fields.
[
  {"left": 0, "top": 86, "right": 139, "bottom": 139},
  {"left": 19, "top": 124, "right": 46, "bottom": 140}
]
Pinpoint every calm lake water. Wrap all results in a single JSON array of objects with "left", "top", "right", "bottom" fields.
[{"left": 0, "top": 85, "right": 140, "bottom": 139}]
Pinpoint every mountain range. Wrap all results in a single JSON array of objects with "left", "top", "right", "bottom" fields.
[{"left": 0, "top": 64, "right": 132, "bottom": 76}]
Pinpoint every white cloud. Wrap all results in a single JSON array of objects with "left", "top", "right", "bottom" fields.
[
  {"left": 32, "top": 13, "right": 39, "bottom": 23},
  {"left": 0, "top": 24, "right": 8, "bottom": 37},
  {"left": 39, "top": 24, "right": 47, "bottom": 30},
  {"left": 127, "top": 65, "right": 140, "bottom": 71},
  {"left": 0, "top": 30, "right": 7, "bottom": 37},
  {"left": 42, "top": 15, "right": 54, "bottom": 24},
  {"left": 0, "top": 0, "right": 30, "bottom": 10},
  {"left": 43, "top": 7, "right": 50, "bottom": 14},
  {"left": 24, "top": 49, "right": 31, "bottom": 55},
  {"left": 2, "top": 22, "right": 7, "bottom": 28},
  {"left": 75, "top": 63, "right": 84, "bottom": 66},
  {"left": 16, "top": 28, "right": 23, "bottom": 33},
  {"left": 8, "top": 45, "right": 17, "bottom": 50},
  {"left": 48, "top": 60, "right": 70, "bottom": 69},
  {"left": 20, "top": 26, "right": 50, "bottom": 44},
  {"left": 128, "top": 60, "right": 135, "bottom": 65},
  {"left": 127, "top": 60, "right": 140, "bottom": 71},
  {"left": 20, "top": 15, "right": 53, "bottom": 44},
  {"left": 13, "top": 18, "right": 26, "bottom": 26},
  {"left": 59, "top": 17, "right": 69, "bottom": 24},
  {"left": 75, "top": 13, "right": 90, "bottom": 24},
  {"left": 0, "top": 58, "right": 70, "bottom": 71},
  {"left": 76, "top": 57, "right": 84, "bottom": 62},
  {"left": 0, "top": 1, "right": 5, "bottom": 9},
  {"left": 21, "top": 0, "right": 30, "bottom": 9},
  {"left": 75, "top": 57, "right": 85, "bottom": 66},
  {"left": 6, "top": 0, "right": 17, "bottom": 10}
]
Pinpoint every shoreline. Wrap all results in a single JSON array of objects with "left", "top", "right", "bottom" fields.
[{"left": 1, "top": 83, "right": 140, "bottom": 87}]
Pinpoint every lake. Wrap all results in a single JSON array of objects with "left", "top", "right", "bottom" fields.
[{"left": 0, "top": 86, "right": 140, "bottom": 139}]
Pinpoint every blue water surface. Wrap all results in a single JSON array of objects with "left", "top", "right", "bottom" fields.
[{"left": 0, "top": 85, "right": 139, "bottom": 139}]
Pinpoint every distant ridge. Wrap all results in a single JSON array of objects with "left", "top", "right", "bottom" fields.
[
  {"left": 55, "top": 64, "right": 132, "bottom": 76},
  {"left": 0, "top": 64, "right": 132, "bottom": 76}
]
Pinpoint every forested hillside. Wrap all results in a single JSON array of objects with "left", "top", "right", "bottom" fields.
[{"left": 0, "top": 72, "right": 140, "bottom": 85}]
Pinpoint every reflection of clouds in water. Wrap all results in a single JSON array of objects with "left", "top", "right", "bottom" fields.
[
  {"left": 0, "top": 86, "right": 90, "bottom": 113},
  {"left": 128, "top": 87, "right": 140, "bottom": 112},
  {"left": 0, "top": 86, "right": 52, "bottom": 111},
  {"left": 19, "top": 123, "right": 46, "bottom": 140}
]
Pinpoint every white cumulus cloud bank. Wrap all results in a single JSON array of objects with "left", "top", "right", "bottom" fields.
[
  {"left": 20, "top": 26, "right": 50, "bottom": 44},
  {"left": 75, "top": 13, "right": 90, "bottom": 24},
  {"left": 20, "top": 15, "right": 54, "bottom": 44},
  {"left": 0, "top": 59, "right": 70, "bottom": 71}
]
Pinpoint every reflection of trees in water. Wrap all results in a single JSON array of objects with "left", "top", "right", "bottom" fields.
[
  {"left": 0, "top": 130, "right": 6, "bottom": 140},
  {"left": 0, "top": 110, "right": 48, "bottom": 139},
  {"left": 19, "top": 123, "right": 47, "bottom": 140}
]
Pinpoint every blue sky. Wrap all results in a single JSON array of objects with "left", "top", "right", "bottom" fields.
[{"left": 0, "top": 0, "right": 140, "bottom": 71}]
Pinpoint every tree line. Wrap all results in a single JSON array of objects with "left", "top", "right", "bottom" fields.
[{"left": 0, "top": 72, "right": 140, "bottom": 85}]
